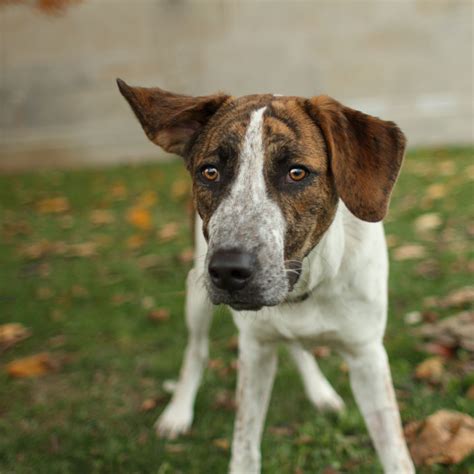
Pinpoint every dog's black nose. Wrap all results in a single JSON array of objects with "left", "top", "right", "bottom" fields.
[{"left": 208, "top": 250, "right": 255, "bottom": 292}]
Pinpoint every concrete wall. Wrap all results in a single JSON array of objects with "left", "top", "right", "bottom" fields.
[{"left": 0, "top": 0, "right": 472, "bottom": 171}]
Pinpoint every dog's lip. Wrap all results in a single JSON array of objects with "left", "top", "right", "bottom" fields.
[{"left": 228, "top": 301, "right": 263, "bottom": 311}]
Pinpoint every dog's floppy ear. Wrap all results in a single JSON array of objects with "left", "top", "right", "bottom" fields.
[
  {"left": 117, "top": 79, "right": 229, "bottom": 157},
  {"left": 306, "top": 96, "right": 406, "bottom": 222}
]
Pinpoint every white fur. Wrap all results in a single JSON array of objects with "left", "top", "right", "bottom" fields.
[{"left": 156, "top": 111, "right": 414, "bottom": 473}]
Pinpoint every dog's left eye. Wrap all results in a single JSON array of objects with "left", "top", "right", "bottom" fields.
[
  {"left": 201, "top": 165, "right": 220, "bottom": 182},
  {"left": 287, "top": 166, "right": 309, "bottom": 182}
]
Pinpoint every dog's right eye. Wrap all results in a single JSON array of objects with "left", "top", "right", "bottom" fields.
[{"left": 201, "top": 165, "right": 220, "bottom": 182}]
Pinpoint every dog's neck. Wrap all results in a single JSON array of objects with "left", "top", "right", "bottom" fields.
[{"left": 287, "top": 201, "right": 346, "bottom": 300}]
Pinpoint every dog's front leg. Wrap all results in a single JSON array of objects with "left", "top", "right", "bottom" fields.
[
  {"left": 229, "top": 334, "right": 277, "bottom": 474},
  {"left": 155, "top": 268, "right": 213, "bottom": 439},
  {"left": 344, "top": 342, "right": 414, "bottom": 474}
]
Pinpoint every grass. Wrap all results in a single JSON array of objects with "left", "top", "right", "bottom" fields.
[{"left": 0, "top": 147, "right": 473, "bottom": 473}]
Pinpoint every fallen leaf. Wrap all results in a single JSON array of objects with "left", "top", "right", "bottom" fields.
[
  {"left": 415, "top": 311, "right": 474, "bottom": 352},
  {"left": 438, "top": 160, "right": 456, "bottom": 176},
  {"left": 67, "top": 242, "right": 98, "bottom": 258},
  {"left": 414, "top": 357, "right": 444, "bottom": 384},
  {"left": 158, "top": 222, "right": 179, "bottom": 241},
  {"left": 467, "top": 386, "right": 474, "bottom": 400},
  {"left": 226, "top": 336, "right": 239, "bottom": 352},
  {"left": 385, "top": 234, "right": 398, "bottom": 248},
  {"left": 295, "top": 434, "right": 314, "bottom": 445},
  {"left": 171, "top": 179, "right": 191, "bottom": 200},
  {"left": 136, "top": 190, "right": 157, "bottom": 208},
  {"left": 404, "top": 311, "right": 422, "bottom": 325},
  {"left": 36, "top": 286, "right": 54, "bottom": 300},
  {"left": 90, "top": 209, "right": 115, "bottom": 226},
  {"left": 393, "top": 244, "right": 426, "bottom": 261},
  {"left": 140, "top": 398, "right": 157, "bottom": 412},
  {"left": 110, "top": 182, "right": 127, "bottom": 200},
  {"left": 414, "top": 260, "right": 441, "bottom": 279},
  {"left": 0, "top": 323, "right": 31, "bottom": 352},
  {"left": 19, "top": 240, "right": 68, "bottom": 260},
  {"left": 148, "top": 309, "right": 170, "bottom": 322},
  {"left": 208, "top": 359, "right": 224, "bottom": 370},
  {"left": 6, "top": 353, "right": 57, "bottom": 378},
  {"left": 36, "top": 197, "right": 70, "bottom": 214},
  {"left": 178, "top": 247, "right": 194, "bottom": 264},
  {"left": 312, "top": 346, "right": 331, "bottom": 358},
  {"left": 268, "top": 425, "right": 295, "bottom": 436},
  {"left": 126, "top": 207, "right": 152, "bottom": 231},
  {"left": 212, "top": 438, "right": 230, "bottom": 451},
  {"left": 404, "top": 410, "right": 474, "bottom": 466},
  {"left": 112, "top": 293, "right": 134, "bottom": 306},
  {"left": 142, "top": 296, "right": 155, "bottom": 310},
  {"left": 71, "top": 285, "right": 89, "bottom": 298},
  {"left": 213, "top": 390, "right": 236, "bottom": 411},
  {"left": 59, "top": 215, "right": 74, "bottom": 229},
  {"left": 126, "top": 234, "right": 146, "bottom": 250},
  {"left": 165, "top": 444, "right": 186, "bottom": 454},
  {"left": 137, "top": 254, "right": 162, "bottom": 269},
  {"left": 425, "top": 183, "right": 447, "bottom": 200},
  {"left": 414, "top": 213, "right": 442, "bottom": 233},
  {"left": 438, "top": 286, "right": 474, "bottom": 308}
]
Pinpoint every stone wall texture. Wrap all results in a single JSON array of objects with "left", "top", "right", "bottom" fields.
[{"left": 0, "top": 0, "right": 472, "bottom": 171}]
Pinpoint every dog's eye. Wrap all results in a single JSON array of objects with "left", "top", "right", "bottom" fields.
[
  {"left": 287, "top": 167, "right": 309, "bottom": 182},
  {"left": 201, "top": 165, "right": 220, "bottom": 182}
]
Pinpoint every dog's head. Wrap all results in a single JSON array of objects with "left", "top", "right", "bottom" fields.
[{"left": 117, "top": 79, "right": 406, "bottom": 310}]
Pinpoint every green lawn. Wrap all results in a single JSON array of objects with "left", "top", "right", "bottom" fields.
[{"left": 0, "top": 147, "right": 473, "bottom": 473}]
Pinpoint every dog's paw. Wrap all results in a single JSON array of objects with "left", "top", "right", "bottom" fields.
[
  {"left": 309, "top": 388, "right": 345, "bottom": 414},
  {"left": 155, "top": 404, "right": 193, "bottom": 440}
]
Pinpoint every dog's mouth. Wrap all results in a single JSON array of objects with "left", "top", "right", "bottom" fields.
[{"left": 227, "top": 301, "right": 264, "bottom": 311}]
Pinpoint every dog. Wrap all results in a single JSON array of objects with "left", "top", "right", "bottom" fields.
[{"left": 117, "top": 78, "right": 415, "bottom": 474}]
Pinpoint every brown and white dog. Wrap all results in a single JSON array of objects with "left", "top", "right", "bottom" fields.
[{"left": 117, "top": 79, "right": 415, "bottom": 473}]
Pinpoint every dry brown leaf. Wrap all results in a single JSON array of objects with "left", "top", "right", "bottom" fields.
[
  {"left": 312, "top": 346, "right": 331, "bottom": 358},
  {"left": 404, "top": 311, "right": 422, "bottom": 325},
  {"left": 0, "top": 323, "right": 31, "bottom": 352},
  {"left": 140, "top": 398, "right": 158, "bottom": 412},
  {"left": 165, "top": 444, "right": 186, "bottom": 454},
  {"left": 405, "top": 410, "right": 474, "bottom": 466},
  {"left": 110, "top": 182, "right": 127, "bottom": 200},
  {"left": 36, "top": 286, "right": 54, "bottom": 300},
  {"left": 19, "top": 240, "right": 68, "bottom": 260},
  {"left": 36, "top": 197, "right": 70, "bottom": 214},
  {"left": 142, "top": 297, "right": 155, "bottom": 311},
  {"left": 385, "top": 234, "right": 398, "bottom": 248},
  {"left": 6, "top": 353, "right": 57, "bottom": 378},
  {"left": 415, "top": 311, "right": 474, "bottom": 352},
  {"left": 414, "top": 213, "right": 442, "bottom": 233},
  {"left": 171, "top": 179, "right": 191, "bottom": 200},
  {"left": 136, "top": 190, "right": 157, "bottom": 208},
  {"left": 414, "top": 357, "right": 444, "bottom": 384},
  {"left": 67, "top": 242, "right": 97, "bottom": 258},
  {"left": 158, "top": 222, "right": 179, "bottom": 241},
  {"left": 213, "top": 389, "right": 236, "bottom": 411},
  {"left": 71, "top": 285, "right": 89, "bottom": 298},
  {"left": 393, "top": 244, "right": 426, "bottom": 261},
  {"left": 126, "top": 234, "right": 146, "bottom": 250},
  {"left": 137, "top": 254, "right": 162, "bottom": 270},
  {"left": 178, "top": 247, "right": 194, "bottom": 264},
  {"left": 268, "top": 425, "right": 295, "bottom": 437},
  {"left": 126, "top": 207, "right": 152, "bottom": 231},
  {"left": 148, "top": 309, "right": 170, "bottom": 322},
  {"left": 438, "top": 286, "right": 474, "bottom": 308},
  {"left": 212, "top": 438, "right": 230, "bottom": 451},
  {"left": 295, "top": 434, "right": 314, "bottom": 445},
  {"left": 90, "top": 209, "right": 115, "bottom": 226},
  {"left": 425, "top": 183, "right": 447, "bottom": 200},
  {"left": 467, "top": 386, "right": 474, "bottom": 400}
]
